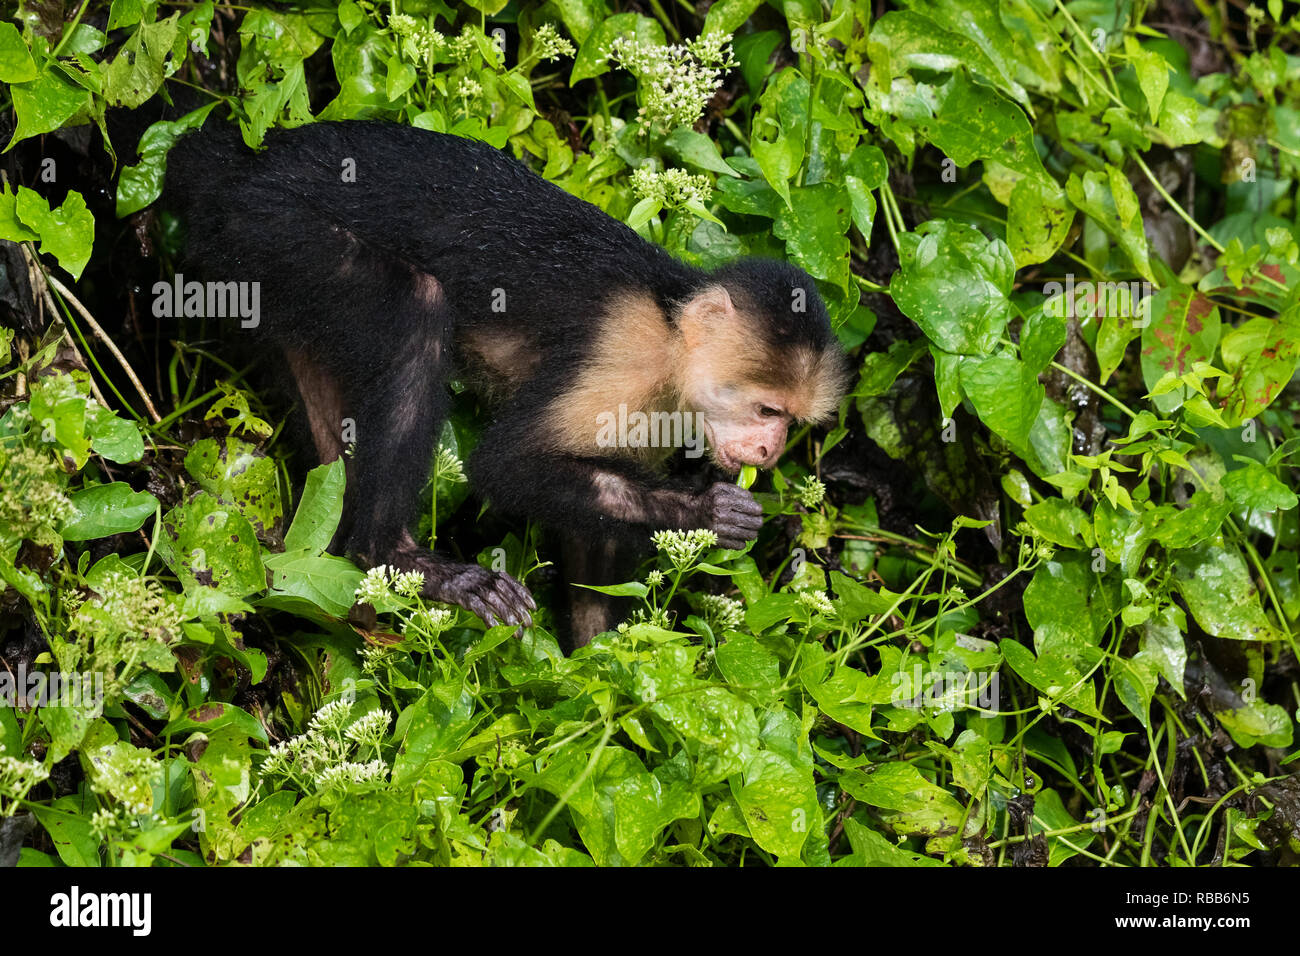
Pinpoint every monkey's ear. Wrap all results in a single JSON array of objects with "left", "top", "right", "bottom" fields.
[{"left": 678, "top": 285, "right": 736, "bottom": 350}]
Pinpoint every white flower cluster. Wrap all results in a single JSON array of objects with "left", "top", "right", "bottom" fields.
[
  {"left": 798, "top": 477, "right": 826, "bottom": 509},
  {"left": 0, "top": 446, "right": 74, "bottom": 540},
  {"left": 607, "top": 31, "right": 736, "bottom": 131},
  {"left": 630, "top": 165, "right": 712, "bottom": 209},
  {"left": 652, "top": 528, "right": 718, "bottom": 568},
  {"left": 355, "top": 565, "right": 426, "bottom": 606},
  {"left": 260, "top": 702, "right": 393, "bottom": 795},
  {"left": 402, "top": 604, "right": 454, "bottom": 639},
  {"left": 434, "top": 445, "right": 467, "bottom": 483},
  {"left": 0, "top": 742, "right": 49, "bottom": 813},
  {"left": 533, "top": 23, "right": 575, "bottom": 60},
  {"left": 387, "top": 13, "right": 448, "bottom": 63},
  {"left": 698, "top": 593, "right": 745, "bottom": 631},
  {"left": 797, "top": 589, "right": 836, "bottom": 617},
  {"left": 71, "top": 572, "right": 183, "bottom": 644}
]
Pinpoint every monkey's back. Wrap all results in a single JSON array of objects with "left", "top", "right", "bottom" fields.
[{"left": 164, "top": 121, "right": 701, "bottom": 343}]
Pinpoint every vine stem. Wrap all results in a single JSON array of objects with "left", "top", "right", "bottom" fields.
[
  {"left": 1130, "top": 152, "right": 1225, "bottom": 255},
  {"left": 1049, "top": 358, "right": 1138, "bottom": 420}
]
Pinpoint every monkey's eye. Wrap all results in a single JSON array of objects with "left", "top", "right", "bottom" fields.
[{"left": 759, "top": 405, "right": 784, "bottom": 418}]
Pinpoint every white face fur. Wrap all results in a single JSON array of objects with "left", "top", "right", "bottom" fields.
[{"left": 692, "top": 380, "right": 793, "bottom": 472}]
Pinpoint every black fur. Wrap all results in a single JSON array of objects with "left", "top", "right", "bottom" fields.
[{"left": 160, "top": 120, "right": 838, "bottom": 641}]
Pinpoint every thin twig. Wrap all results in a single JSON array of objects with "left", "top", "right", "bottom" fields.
[
  {"left": 45, "top": 272, "right": 162, "bottom": 422},
  {"left": 17, "top": 241, "right": 111, "bottom": 409}
]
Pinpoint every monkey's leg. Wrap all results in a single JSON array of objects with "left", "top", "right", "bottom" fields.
[
  {"left": 278, "top": 270, "right": 534, "bottom": 627},
  {"left": 338, "top": 342, "right": 535, "bottom": 627},
  {"left": 557, "top": 531, "right": 646, "bottom": 648}
]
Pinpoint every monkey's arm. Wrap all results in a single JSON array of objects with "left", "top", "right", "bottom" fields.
[{"left": 469, "top": 440, "right": 763, "bottom": 548}]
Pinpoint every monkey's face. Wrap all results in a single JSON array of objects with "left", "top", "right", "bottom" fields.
[
  {"left": 695, "top": 383, "right": 793, "bottom": 472},
  {"left": 675, "top": 280, "right": 851, "bottom": 473}
]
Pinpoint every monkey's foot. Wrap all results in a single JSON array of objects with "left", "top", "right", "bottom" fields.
[
  {"left": 426, "top": 562, "right": 536, "bottom": 628},
  {"left": 699, "top": 482, "right": 764, "bottom": 549},
  {"left": 384, "top": 544, "right": 535, "bottom": 627}
]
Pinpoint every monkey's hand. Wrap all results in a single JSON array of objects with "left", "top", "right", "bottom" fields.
[{"left": 697, "top": 482, "right": 764, "bottom": 550}]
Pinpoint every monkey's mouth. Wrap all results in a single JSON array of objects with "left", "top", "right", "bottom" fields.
[
  {"left": 702, "top": 426, "right": 743, "bottom": 476},
  {"left": 703, "top": 422, "right": 741, "bottom": 474}
]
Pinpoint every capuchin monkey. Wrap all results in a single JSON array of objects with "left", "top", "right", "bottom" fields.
[{"left": 159, "top": 120, "right": 849, "bottom": 646}]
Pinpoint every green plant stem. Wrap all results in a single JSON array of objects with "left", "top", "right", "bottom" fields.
[
  {"left": 1048, "top": 358, "right": 1139, "bottom": 419},
  {"left": 1129, "top": 152, "right": 1226, "bottom": 255}
]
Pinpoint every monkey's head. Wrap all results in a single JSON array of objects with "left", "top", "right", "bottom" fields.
[{"left": 675, "top": 259, "right": 851, "bottom": 473}]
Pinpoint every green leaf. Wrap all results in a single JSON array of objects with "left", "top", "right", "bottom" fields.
[
  {"left": 732, "top": 750, "right": 817, "bottom": 859},
  {"left": 773, "top": 183, "right": 852, "bottom": 289},
  {"left": 13, "top": 187, "right": 95, "bottom": 279},
  {"left": 284, "top": 458, "right": 346, "bottom": 553},
  {"left": 1215, "top": 699, "right": 1294, "bottom": 749},
  {"left": 1000, "top": 638, "right": 1103, "bottom": 718},
  {"left": 1218, "top": 309, "right": 1300, "bottom": 425},
  {"left": 28, "top": 370, "right": 91, "bottom": 467},
  {"left": 61, "top": 483, "right": 158, "bottom": 541},
  {"left": 117, "top": 102, "right": 219, "bottom": 217},
  {"left": 1221, "top": 462, "right": 1299, "bottom": 512},
  {"left": 30, "top": 802, "right": 100, "bottom": 867},
  {"left": 869, "top": 10, "right": 1028, "bottom": 108},
  {"left": 1139, "top": 284, "right": 1221, "bottom": 413},
  {"left": 1140, "top": 605, "right": 1187, "bottom": 699},
  {"left": 663, "top": 126, "right": 739, "bottom": 178},
  {"left": 840, "top": 763, "right": 968, "bottom": 837},
  {"left": 1023, "top": 556, "right": 1117, "bottom": 653},
  {"left": 890, "top": 219, "right": 1015, "bottom": 355},
  {"left": 625, "top": 197, "right": 661, "bottom": 229},
  {"left": 85, "top": 401, "right": 144, "bottom": 462},
  {"left": 7, "top": 68, "right": 90, "bottom": 147},
  {"left": 807, "top": 665, "right": 879, "bottom": 737},
  {"left": 1173, "top": 544, "right": 1280, "bottom": 641},
  {"left": 0, "top": 22, "right": 37, "bottom": 82},
  {"left": 702, "top": 0, "right": 765, "bottom": 35},
  {"left": 844, "top": 143, "right": 886, "bottom": 239},
  {"left": 1019, "top": 301, "right": 1067, "bottom": 375},
  {"left": 1065, "top": 168, "right": 1154, "bottom": 283},
  {"left": 103, "top": 14, "right": 180, "bottom": 108},
  {"left": 1112, "top": 652, "right": 1157, "bottom": 729},
  {"left": 183, "top": 437, "right": 282, "bottom": 534},
  {"left": 263, "top": 551, "right": 363, "bottom": 618},
  {"left": 1022, "top": 497, "right": 1091, "bottom": 548},
  {"left": 960, "top": 354, "right": 1044, "bottom": 451},
  {"left": 840, "top": 817, "right": 947, "bottom": 866},
  {"left": 162, "top": 702, "right": 268, "bottom": 744},
  {"left": 1127, "top": 40, "right": 1169, "bottom": 122},
  {"left": 751, "top": 68, "right": 808, "bottom": 210},
  {"left": 919, "top": 72, "right": 1051, "bottom": 187},
  {"left": 1006, "top": 174, "right": 1072, "bottom": 268},
  {"left": 156, "top": 493, "right": 267, "bottom": 599},
  {"left": 394, "top": 681, "right": 479, "bottom": 785}
]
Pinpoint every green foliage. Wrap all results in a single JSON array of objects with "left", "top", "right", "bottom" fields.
[{"left": 3, "top": 0, "right": 1300, "bottom": 868}]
